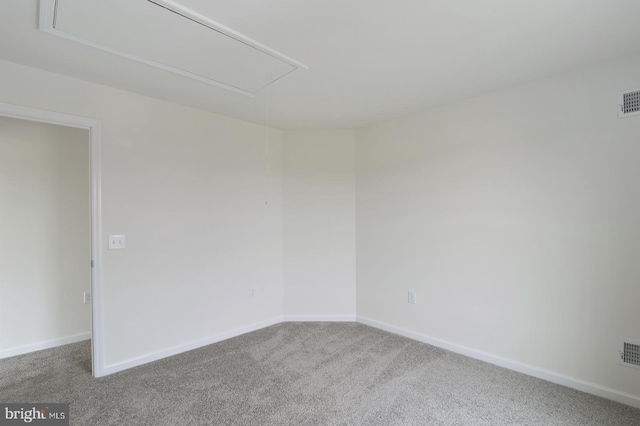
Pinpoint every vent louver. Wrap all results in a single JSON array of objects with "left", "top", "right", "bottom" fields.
[
  {"left": 619, "top": 339, "right": 640, "bottom": 369},
  {"left": 619, "top": 89, "right": 640, "bottom": 118}
]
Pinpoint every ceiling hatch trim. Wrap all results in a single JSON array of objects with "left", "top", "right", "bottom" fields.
[{"left": 39, "top": 0, "right": 308, "bottom": 97}]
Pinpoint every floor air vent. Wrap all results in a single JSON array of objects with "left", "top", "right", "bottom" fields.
[
  {"left": 619, "top": 89, "right": 640, "bottom": 118},
  {"left": 619, "top": 339, "right": 640, "bottom": 369}
]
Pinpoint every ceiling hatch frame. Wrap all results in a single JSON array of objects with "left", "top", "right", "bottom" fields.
[{"left": 39, "top": 0, "right": 308, "bottom": 97}]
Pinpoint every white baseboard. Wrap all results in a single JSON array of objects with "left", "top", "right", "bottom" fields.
[
  {"left": 0, "top": 332, "right": 91, "bottom": 359},
  {"left": 356, "top": 316, "right": 640, "bottom": 409},
  {"left": 283, "top": 314, "right": 356, "bottom": 322},
  {"left": 102, "top": 317, "right": 282, "bottom": 376}
]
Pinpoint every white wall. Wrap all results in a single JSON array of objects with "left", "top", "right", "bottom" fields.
[
  {"left": 356, "top": 55, "right": 640, "bottom": 399},
  {"left": 0, "top": 60, "right": 284, "bottom": 368},
  {"left": 4, "top": 49, "right": 640, "bottom": 404},
  {"left": 0, "top": 117, "right": 90, "bottom": 353},
  {"left": 283, "top": 130, "right": 356, "bottom": 319}
]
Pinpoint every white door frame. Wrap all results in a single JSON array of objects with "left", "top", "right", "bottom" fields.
[{"left": 0, "top": 102, "right": 104, "bottom": 377}]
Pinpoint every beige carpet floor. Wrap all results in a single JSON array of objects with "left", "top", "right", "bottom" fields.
[{"left": 2, "top": 322, "right": 640, "bottom": 425}]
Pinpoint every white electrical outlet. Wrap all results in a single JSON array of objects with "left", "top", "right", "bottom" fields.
[
  {"left": 408, "top": 291, "right": 417, "bottom": 304},
  {"left": 83, "top": 291, "right": 91, "bottom": 304},
  {"left": 249, "top": 288, "right": 256, "bottom": 298},
  {"left": 108, "top": 234, "right": 126, "bottom": 249}
]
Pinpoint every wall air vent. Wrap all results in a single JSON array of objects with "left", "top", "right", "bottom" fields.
[
  {"left": 619, "top": 339, "right": 640, "bottom": 369},
  {"left": 39, "top": 0, "right": 308, "bottom": 97},
  {"left": 618, "top": 89, "right": 640, "bottom": 118}
]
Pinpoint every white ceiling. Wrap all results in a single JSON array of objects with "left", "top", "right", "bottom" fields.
[{"left": 2, "top": 0, "right": 640, "bottom": 129}]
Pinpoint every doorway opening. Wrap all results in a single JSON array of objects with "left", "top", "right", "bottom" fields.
[{"left": 0, "top": 102, "right": 103, "bottom": 377}]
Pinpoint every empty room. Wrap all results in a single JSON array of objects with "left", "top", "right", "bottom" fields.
[{"left": 1, "top": 0, "right": 640, "bottom": 424}]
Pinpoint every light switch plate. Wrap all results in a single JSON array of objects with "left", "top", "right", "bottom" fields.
[{"left": 108, "top": 234, "right": 126, "bottom": 249}]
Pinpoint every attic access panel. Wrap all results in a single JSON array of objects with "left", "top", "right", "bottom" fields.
[{"left": 40, "top": 0, "right": 307, "bottom": 96}]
